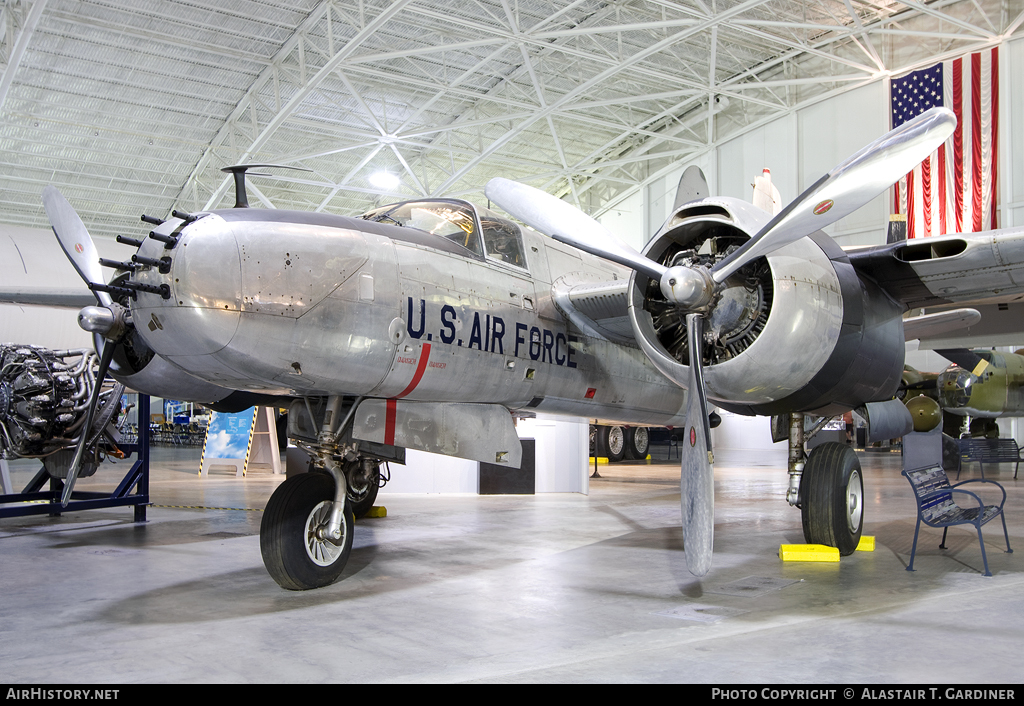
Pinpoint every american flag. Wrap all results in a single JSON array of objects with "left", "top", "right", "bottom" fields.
[{"left": 891, "top": 48, "right": 999, "bottom": 238}]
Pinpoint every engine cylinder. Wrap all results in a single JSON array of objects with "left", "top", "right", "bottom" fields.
[{"left": 0, "top": 346, "right": 107, "bottom": 470}]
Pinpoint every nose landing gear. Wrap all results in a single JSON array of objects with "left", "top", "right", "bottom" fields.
[{"left": 260, "top": 472, "right": 355, "bottom": 590}]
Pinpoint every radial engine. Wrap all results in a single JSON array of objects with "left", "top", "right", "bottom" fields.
[{"left": 0, "top": 345, "right": 124, "bottom": 478}]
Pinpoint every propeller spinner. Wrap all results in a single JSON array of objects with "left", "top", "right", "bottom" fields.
[{"left": 486, "top": 106, "right": 956, "bottom": 577}]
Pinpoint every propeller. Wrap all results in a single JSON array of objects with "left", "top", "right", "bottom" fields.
[
  {"left": 486, "top": 106, "right": 957, "bottom": 577},
  {"left": 680, "top": 313, "right": 714, "bottom": 575},
  {"left": 935, "top": 348, "right": 989, "bottom": 376},
  {"left": 41, "top": 186, "right": 123, "bottom": 506},
  {"left": 43, "top": 186, "right": 112, "bottom": 309}
]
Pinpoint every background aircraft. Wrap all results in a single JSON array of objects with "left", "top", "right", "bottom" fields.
[
  {"left": 934, "top": 349, "right": 1024, "bottom": 438},
  {"left": 11, "top": 105, "right": 1024, "bottom": 591}
]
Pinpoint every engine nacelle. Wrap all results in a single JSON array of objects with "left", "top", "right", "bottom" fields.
[{"left": 628, "top": 197, "right": 905, "bottom": 417}]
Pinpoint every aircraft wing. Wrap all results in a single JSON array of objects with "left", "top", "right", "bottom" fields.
[
  {"left": 0, "top": 287, "right": 94, "bottom": 308},
  {"left": 903, "top": 308, "right": 981, "bottom": 341},
  {"left": 551, "top": 276, "right": 636, "bottom": 345},
  {"left": 846, "top": 226, "right": 1024, "bottom": 309}
]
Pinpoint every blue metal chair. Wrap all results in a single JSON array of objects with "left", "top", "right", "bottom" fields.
[{"left": 903, "top": 465, "right": 1012, "bottom": 576}]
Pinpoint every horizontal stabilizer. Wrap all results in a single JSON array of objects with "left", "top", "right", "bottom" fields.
[{"left": 934, "top": 348, "right": 988, "bottom": 375}]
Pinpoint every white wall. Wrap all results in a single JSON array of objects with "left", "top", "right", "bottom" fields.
[
  {"left": 711, "top": 411, "right": 776, "bottom": 451},
  {"left": 1, "top": 224, "right": 123, "bottom": 349},
  {"left": 1004, "top": 39, "right": 1024, "bottom": 228},
  {"left": 379, "top": 449, "right": 480, "bottom": 494},
  {"left": 515, "top": 414, "right": 589, "bottom": 493},
  {"left": 598, "top": 189, "right": 645, "bottom": 251},
  {"left": 381, "top": 414, "right": 589, "bottom": 495},
  {"left": 717, "top": 113, "right": 799, "bottom": 213}
]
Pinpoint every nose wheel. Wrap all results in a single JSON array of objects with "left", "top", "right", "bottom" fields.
[
  {"left": 800, "top": 442, "right": 864, "bottom": 555},
  {"left": 261, "top": 472, "right": 354, "bottom": 590}
]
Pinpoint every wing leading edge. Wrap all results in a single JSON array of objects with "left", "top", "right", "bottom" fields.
[{"left": 0, "top": 288, "right": 95, "bottom": 308}]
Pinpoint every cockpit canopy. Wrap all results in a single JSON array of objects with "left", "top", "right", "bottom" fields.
[{"left": 361, "top": 199, "right": 527, "bottom": 270}]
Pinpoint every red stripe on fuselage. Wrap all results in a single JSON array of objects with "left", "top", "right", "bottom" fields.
[
  {"left": 384, "top": 342, "right": 432, "bottom": 446},
  {"left": 385, "top": 398, "right": 397, "bottom": 446}
]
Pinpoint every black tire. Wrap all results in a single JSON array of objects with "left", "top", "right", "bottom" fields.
[
  {"left": 260, "top": 472, "right": 354, "bottom": 590},
  {"left": 800, "top": 442, "right": 864, "bottom": 555},
  {"left": 596, "top": 425, "right": 626, "bottom": 462},
  {"left": 347, "top": 466, "right": 380, "bottom": 519},
  {"left": 625, "top": 427, "right": 650, "bottom": 460}
]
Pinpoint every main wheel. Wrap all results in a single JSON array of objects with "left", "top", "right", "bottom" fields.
[
  {"left": 260, "top": 472, "right": 354, "bottom": 590},
  {"left": 800, "top": 442, "right": 863, "bottom": 555},
  {"left": 596, "top": 425, "right": 626, "bottom": 462},
  {"left": 625, "top": 427, "right": 650, "bottom": 460}
]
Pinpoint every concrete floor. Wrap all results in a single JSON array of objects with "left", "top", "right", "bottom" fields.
[{"left": 1, "top": 443, "right": 1021, "bottom": 684}]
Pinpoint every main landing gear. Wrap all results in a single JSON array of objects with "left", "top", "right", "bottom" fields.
[
  {"left": 593, "top": 425, "right": 650, "bottom": 462},
  {"left": 786, "top": 414, "right": 863, "bottom": 555}
]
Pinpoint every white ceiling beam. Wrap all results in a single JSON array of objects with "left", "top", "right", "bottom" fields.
[
  {"left": 174, "top": 0, "right": 335, "bottom": 207},
  {"left": 892, "top": 0, "right": 995, "bottom": 37},
  {"left": 432, "top": 0, "right": 777, "bottom": 194},
  {"left": 841, "top": 0, "right": 887, "bottom": 71},
  {"left": 202, "top": 0, "right": 416, "bottom": 210},
  {"left": 0, "top": 0, "right": 46, "bottom": 112}
]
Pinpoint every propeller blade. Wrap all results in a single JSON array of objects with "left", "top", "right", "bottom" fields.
[
  {"left": 60, "top": 341, "right": 115, "bottom": 506},
  {"left": 485, "top": 177, "right": 667, "bottom": 282},
  {"left": 41, "top": 185, "right": 111, "bottom": 308},
  {"left": 935, "top": 348, "right": 989, "bottom": 376},
  {"left": 711, "top": 107, "right": 957, "bottom": 283},
  {"left": 681, "top": 313, "right": 715, "bottom": 577}
]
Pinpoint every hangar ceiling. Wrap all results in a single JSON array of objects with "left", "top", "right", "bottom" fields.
[{"left": 0, "top": 0, "right": 1020, "bottom": 239}]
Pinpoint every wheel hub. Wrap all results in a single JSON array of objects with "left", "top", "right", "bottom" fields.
[
  {"left": 608, "top": 426, "right": 625, "bottom": 456},
  {"left": 846, "top": 470, "right": 863, "bottom": 534},
  {"left": 305, "top": 500, "right": 346, "bottom": 567}
]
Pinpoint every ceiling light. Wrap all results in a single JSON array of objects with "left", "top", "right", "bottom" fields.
[{"left": 369, "top": 171, "right": 399, "bottom": 189}]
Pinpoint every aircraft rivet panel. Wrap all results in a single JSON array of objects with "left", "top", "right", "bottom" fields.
[{"left": 237, "top": 224, "right": 369, "bottom": 318}]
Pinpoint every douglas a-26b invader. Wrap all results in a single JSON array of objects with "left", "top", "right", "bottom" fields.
[{"left": 26, "top": 106, "right": 1024, "bottom": 590}]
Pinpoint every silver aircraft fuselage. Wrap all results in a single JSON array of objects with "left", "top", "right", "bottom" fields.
[{"left": 128, "top": 203, "right": 690, "bottom": 427}]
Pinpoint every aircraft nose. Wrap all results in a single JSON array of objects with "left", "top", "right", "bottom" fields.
[
  {"left": 938, "top": 367, "right": 972, "bottom": 408},
  {"left": 130, "top": 214, "right": 241, "bottom": 357}
]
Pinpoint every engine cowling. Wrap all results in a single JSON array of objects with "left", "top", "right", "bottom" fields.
[{"left": 628, "top": 197, "right": 905, "bottom": 417}]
